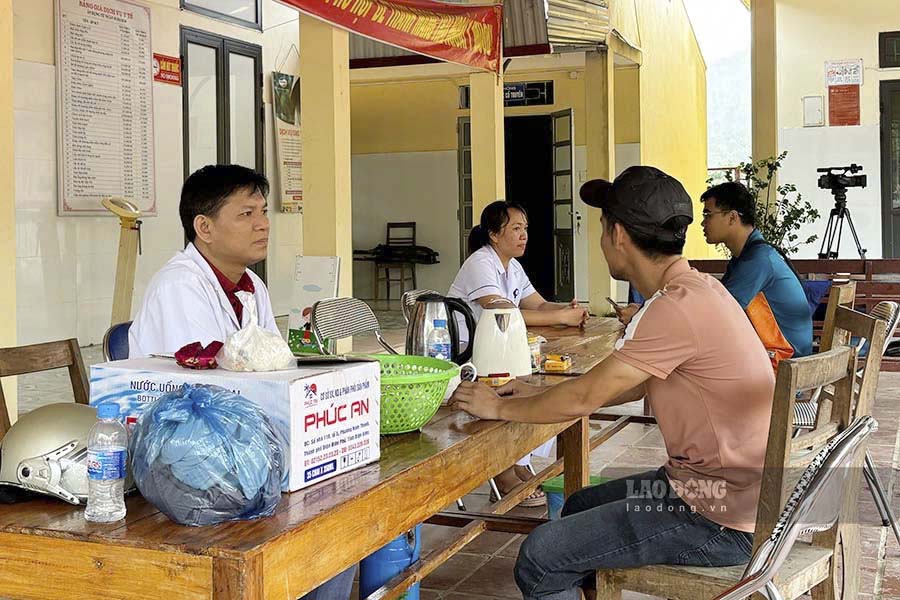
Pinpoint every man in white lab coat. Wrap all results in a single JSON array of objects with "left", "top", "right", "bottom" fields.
[
  {"left": 129, "top": 164, "right": 355, "bottom": 600},
  {"left": 129, "top": 164, "right": 277, "bottom": 357}
]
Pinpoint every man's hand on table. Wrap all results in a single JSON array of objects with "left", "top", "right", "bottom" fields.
[
  {"left": 449, "top": 381, "right": 504, "bottom": 420},
  {"left": 496, "top": 379, "right": 542, "bottom": 398}
]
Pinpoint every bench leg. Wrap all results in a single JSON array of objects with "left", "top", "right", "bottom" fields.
[{"left": 594, "top": 572, "right": 622, "bottom": 600}]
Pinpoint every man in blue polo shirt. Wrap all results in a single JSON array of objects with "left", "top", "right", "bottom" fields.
[{"left": 701, "top": 181, "right": 813, "bottom": 369}]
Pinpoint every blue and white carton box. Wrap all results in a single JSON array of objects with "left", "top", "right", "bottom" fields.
[{"left": 90, "top": 358, "right": 381, "bottom": 492}]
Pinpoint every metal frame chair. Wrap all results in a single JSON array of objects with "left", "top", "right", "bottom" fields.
[
  {"left": 794, "top": 299, "right": 900, "bottom": 544},
  {"left": 711, "top": 416, "right": 878, "bottom": 600},
  {"left": 102, "top": 321, "right": 133, "bottom": 362},
  {"left": 310, "top": 297, "right": 398, "bottom": 355}
]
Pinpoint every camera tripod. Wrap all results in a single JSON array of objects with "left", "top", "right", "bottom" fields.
[{"left": 818, "top": 188, "right": 867, "bottom": 259}]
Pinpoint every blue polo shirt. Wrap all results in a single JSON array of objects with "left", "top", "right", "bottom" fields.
[{"left": 721, "top": 230, "right": 813, "bottom": 357}]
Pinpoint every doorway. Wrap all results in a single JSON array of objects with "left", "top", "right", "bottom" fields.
[
  {"left": 881, "top": 80, "right": 900, "bottom": 258},
  {"left": 504, "top": 115, "right": 555, "bottom": 299}
]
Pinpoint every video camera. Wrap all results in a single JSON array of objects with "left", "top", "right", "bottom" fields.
[{"left": 817, "top": 164, "right": 867, "bottom": 192}]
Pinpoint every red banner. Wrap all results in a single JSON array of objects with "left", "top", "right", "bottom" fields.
[{"left": 280, "top": 0, "right": 503, "bottom": 73}]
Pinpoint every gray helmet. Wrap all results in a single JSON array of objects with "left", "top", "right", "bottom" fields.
[{"left": 0, "top": 403, "right": 97, "bottom": 505}]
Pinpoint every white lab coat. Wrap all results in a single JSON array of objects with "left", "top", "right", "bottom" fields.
[{"left": 129, "top": 243, "right": 279, "bottom": 359}]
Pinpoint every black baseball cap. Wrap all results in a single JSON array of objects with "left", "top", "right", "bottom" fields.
[{"left": 579, "top": 166, "right": 694, "bottom": 242}]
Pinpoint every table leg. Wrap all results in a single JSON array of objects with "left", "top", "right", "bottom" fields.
[
  {"left": 213, "top": 555, "right": 264, "bottom": 600},
  {"left": 560, "top": 416, "right": 590, "bottom": 499}
]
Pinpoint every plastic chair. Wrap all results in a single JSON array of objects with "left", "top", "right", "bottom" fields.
[
  {"left": 311, "top": 298, "right": 398, "bottom": 355},
  {"left": 102, "top": 321, "right": 133, "bottom": 362},
  {"left": 711, "top": 416, "right": 878, "bottom": 600}
]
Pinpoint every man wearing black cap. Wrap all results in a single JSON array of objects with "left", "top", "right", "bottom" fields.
[{"left": 450, "top": 166, "right": 776, "bottom": 599}]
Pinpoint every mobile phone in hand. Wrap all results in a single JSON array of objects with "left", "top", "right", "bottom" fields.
[{"left": 606, "top": 297, "right": 623, "bottom": 313}]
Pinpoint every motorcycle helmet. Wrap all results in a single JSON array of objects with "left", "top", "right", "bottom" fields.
[{"left": 0, "top": 403, "right": 97, "bottom": 504}]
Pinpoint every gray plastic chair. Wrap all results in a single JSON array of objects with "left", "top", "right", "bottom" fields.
[
  {"left": 712, "top": 416, "right": 878, "bottom": 600},
  {"left": 310, "top": 297, "right": 398, "bottom": 355},
  {"left": 793, "top": 301, "right": 900, "bottom": 544}
]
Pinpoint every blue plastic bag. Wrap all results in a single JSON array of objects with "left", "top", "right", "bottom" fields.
[{"left": 129, "top": 384, "right": 284, "bottom": 526}]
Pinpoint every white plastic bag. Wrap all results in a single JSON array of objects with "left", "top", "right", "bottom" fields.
[{"left": 218, "top": 292, "right": 294, "bottom": 372}]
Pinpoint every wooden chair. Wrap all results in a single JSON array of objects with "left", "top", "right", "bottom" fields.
[
  {"left": 712, "top": 416, "right": 878, "bottom": 600},
  {"left": 820, "top": 281, "right": 857, "bottom": 353},
  {"left": 595, "top": 320, "right": 885, "bottom": 599},
  {"left": 375, "top": 222, "right": 417, "bottom": 301},
  {"left": 0, "top": 339, "right": 89, "bottom": 441}
]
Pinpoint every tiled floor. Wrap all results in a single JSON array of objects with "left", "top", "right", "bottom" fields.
[{"left": 14, "top": 312, "right": 900, "bottom": 599}]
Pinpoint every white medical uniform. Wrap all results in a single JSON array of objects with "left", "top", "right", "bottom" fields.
[
  {"left": 448, "top": 245, "right": 535, "bottom": 343},
  {"left": 129, "top": 242, "right": 278, "bottom": 359},
  {"left": 447, "top": 244, "right": 553, "bottom": 466}
]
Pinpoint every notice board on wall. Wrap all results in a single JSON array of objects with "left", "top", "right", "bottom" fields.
[
  {"left": 56, "top": 0, "right": 156, "bottom": 215},
  {"left": 828, "top": 84, "right": 861, "bottom": 127}
]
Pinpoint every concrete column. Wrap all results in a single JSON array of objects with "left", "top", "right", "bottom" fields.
[
  {"left": 0, "top": 0, "right": 17, "bottom": 426},
  {"left": 751, "top": 0, "right": 778, "bottom": 165},
  {"left": 469, "top": 71, "right": 505, "bottom": 217},
  {"left": 299, "top": 15, "right": 352, "bottom": 350},
  {"left": 584, "top": 50, "right": 617, "bottom": 313}
]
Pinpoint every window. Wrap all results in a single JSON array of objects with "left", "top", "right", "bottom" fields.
[
  {"left": 182, "top": 0, "right": 262, "bottom": 30},
  {"left": 880, "top": 32, "right": 900, "bottom": 68},
  {"left": 181, "top": 27, "right": 266, "bottom": 279}
]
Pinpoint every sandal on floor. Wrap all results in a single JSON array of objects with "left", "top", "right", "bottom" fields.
[{"left": 490, "top": 488, "right": 547, "bottom": 508}]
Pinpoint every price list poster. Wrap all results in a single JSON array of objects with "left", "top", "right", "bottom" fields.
[{"left": 56, "top": 0, "right": 156, "bottom": 215}]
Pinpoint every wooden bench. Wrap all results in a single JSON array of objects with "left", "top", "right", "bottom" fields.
[{"left": 691, "top": 258, "right": 900, "bottom": 371}]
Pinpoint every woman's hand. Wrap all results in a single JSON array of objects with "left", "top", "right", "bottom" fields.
[{"left": 560, "top": 307, "right": 589, "bottom": 327}]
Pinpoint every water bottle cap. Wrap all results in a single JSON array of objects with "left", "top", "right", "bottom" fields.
[
  {"left": 97, "top": 403, "right": 120, "bottom": 419},
  {"left": 433, "top": 319, "right": 447, "bottom": 327}
]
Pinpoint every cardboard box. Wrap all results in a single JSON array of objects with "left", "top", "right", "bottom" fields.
[{"left": 90, "top": 358, "right": 380, "bottom": 492}]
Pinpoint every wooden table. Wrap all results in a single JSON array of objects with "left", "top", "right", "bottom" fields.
[{"left": 0, "top": 319, "right": 624, "bottom": 600}]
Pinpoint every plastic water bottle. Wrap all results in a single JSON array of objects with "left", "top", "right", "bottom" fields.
[
  {"left": 426, "top": 319, "right": 452, "bottom": 360},
  {"left": 84, "top": 404, "right": 127, "bottom": 523}
]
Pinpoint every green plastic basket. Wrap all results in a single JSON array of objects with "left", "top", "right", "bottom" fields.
[{"left": 369, "top": 354, "right": 459, "bottom": 434}]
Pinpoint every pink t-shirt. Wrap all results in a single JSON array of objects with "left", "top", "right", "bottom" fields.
[{"left": 614, "top": 260, "right": 775, "bottom": 533}]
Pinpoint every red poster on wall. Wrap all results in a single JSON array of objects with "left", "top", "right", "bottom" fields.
[
  {"left": 828, "top": 84, "right": 860, "bottom": 126},
  {"left": 278, "top": 0, "right": 503, "bottom": 73},
  {"left": 153, "top": 53, "right": 182, "bottom": 85}
]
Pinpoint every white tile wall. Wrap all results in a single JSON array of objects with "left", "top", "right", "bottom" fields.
[
  {"left": 15, "top": 52, "right": 304, "bottom": 347},
  {"left": 14, "top": 1, "right": 308, "bottom": 346}
]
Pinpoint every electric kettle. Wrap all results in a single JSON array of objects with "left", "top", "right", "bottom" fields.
[
  {"left": 471, "top": 298, "right": 532, "bottom": 378},
  {"left": 405, "top": 294, "right": 477, "bottom": 365}
]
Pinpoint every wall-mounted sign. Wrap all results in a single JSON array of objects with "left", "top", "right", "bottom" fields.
[
  {"left": 828, "top": 84, "right": 860, "bottom": 127},
  {"left": 272, "top": 71, "right": 303, "bottom": 214},
  {"left": 825, "top": 59, "right": 863, "bottom": 86},
  {"left": 152, "top": 53, "right": 181, "bottom": 85},
  {"left": 56, "top": 0, "right": 156, "bottom": 216},
  {"left": 459, "top": 81, "right": 555, "bottom": 109}
]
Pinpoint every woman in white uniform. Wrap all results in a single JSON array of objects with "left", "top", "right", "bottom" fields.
[{"left": 448, "top": 201, "right": 588, "bottom": 506}]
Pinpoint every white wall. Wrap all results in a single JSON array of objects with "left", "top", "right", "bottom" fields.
[
  {"left": 13, "top": 0, "right": 304, "bottom": 346},
  {"left": 779, "top": 126, "right": 882, "bottom": 259},
  {"left": 351, "top": 151, "right": 461, "bottom": 299},
  {"left": 573, "top": 143, "right": 640, "bottom": 303},
  {"left": 776, "top": 0, "right": 900, "bottom": 257}
]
